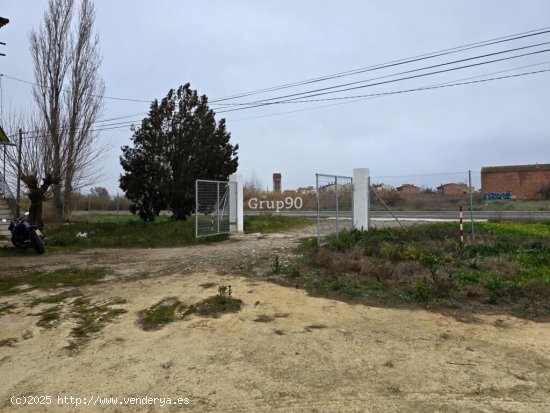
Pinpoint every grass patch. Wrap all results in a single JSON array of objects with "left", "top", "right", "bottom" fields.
[
  {"left": 30, "top": 291, "right": 78, "bottom": 307},
  {"left": 285, "top": 221, "right": 550, "bottom": 319},
  {"left": 190, "top": 294, "right": 243, "bottom": 317},
  {"left": 2, "top": 214, "right": 313, "bottom": 254},
  {"left": 25, "top": 294, "right": 127, "bottom": 348},
  {"left": 45, "top": 218, "right": 227, "bottom": 251},
  {"left": 35, "top": 306, "right": 62, "bottom": 328},
  {"left": 69, "top": 213, "right": 145, "bottom": 224},
  {"left": 138, "top": 297, "right": 186, "bottom": 331},
  {"left": 0, "top": 267, "right": 107, "bottom": 297},
  {"left": 138, "top": 285, "right": 243, "bottom": 331},
  {"left": 312, "top": 276, "right": 365, "bottom": 298},
  {"left": 244, "top": 215, "right": 314, "bottom": 233},
  {"left": 68, "top": 297, "right": 127, "bottom": 347}
]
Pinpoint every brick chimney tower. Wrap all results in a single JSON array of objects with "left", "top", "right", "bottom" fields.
[{"left": 273, "top": 173, "right": 281, "bottom": 193}]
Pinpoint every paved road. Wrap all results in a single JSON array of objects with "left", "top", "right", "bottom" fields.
[
  {"left": 244, "top": 210, "right": 550, "bottom": 220},
  {"left": 71, "top": 209, "right": 550, "bottom": 220}
]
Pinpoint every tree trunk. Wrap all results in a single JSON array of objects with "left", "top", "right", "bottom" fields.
[
  {"left": 24, "top": 175, "right": 56, "bottom": 224},
  {"left": 28, "top": 189, "right": 45, "bottom": 225}
]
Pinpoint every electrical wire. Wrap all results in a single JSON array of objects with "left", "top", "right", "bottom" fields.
[
  {"left": 5, "top": 27, "right": 550, "bottom": 135},
  {"left": 226, "top": 60, "right": 550, "bottom": 122},
  {"left": 210, "top": 41, "right": 550, "bottom": 108},
  {"left": 14, "top": 65, "right": 550, "bottom": 137},
  {"left": 2, "top": 27, "right": 550, "bottom": 107},
  {"left": 0, "top": 74, "right": 151, "bottom": 103},
  {"left": 215, "top": 48, "right": 550, "bottom": 113},
  {"left": 209, "top": 26, "right": 550, "bottom": 102}
]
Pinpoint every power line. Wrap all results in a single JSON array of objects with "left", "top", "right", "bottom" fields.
[
  {"left": 209, "top": 26, "right": 550, "bottom": 103},
  {"left": 6, "top": 27, "right": 550, "bottom": 135},
  {"left": 95, "top": 112, "right": 148, "bottom": 123},
  {"left": 226, "top": 60, "right": 550, "bottom": 122},
  {"left": 224, "top": 69, "right": 550, "bottom": 108},
  {"left": 15, "top": 65, "right": 550, "bottom": 136},
  {"left": 0, "top": 73, "right": 151, "bottom": 103},
  {"left": 9, "top": 119, "right": 141, "bottom": 139},
  {"left": 2, "top": 27, "right": 550, "bottom": 108},
  {"left": 9, "top": 40, "right": 546, "bottom": 126},
  {"left": 215, "top": 48, "right": 550, "bottom": 113},
  {"left": 212, "top": 41, "right": 550, "bottom": 108}
]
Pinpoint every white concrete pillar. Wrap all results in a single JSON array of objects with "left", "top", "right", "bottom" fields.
[
  {"left": 353, "top": 168, "right": 369, "bottom": 231},
  {"left": 229, "top": 174, "right": 244, "bottom": 233}
]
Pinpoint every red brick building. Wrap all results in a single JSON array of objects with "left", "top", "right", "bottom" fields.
[
  {"left": 481, "top": 163, "right": 550, "bottom": 200},
  {"left": 396, "top": 184, "right": 420, "bottom": 195},
  {"left": 437, "top": 183, "right": 467, "bottom": 196}
]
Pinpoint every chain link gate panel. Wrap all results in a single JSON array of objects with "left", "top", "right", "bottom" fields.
[
  {"left": 316, "top": 173, "right": 353, "bottom": 245},
  {"left": 195, "top": 179, "right": 236, "bottom": 238}
]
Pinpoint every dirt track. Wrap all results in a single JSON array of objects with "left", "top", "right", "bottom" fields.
[{"left": 1, "top": 226, "right": 549, "bottom": 412}]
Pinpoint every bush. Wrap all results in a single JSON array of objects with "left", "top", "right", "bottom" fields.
[
  {"left": 408, "top": 278, "right": 435, "bottom": 302},
  {"left": 293, "top": 220, "right": 550, "bottom": 318}
]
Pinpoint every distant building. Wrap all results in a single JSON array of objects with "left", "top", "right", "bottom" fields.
[
  {"left": 319, "top": 182, "right": 352, "bottom": 192},
  {"left": 396, "top": 184, "right": 420, "bottom": 195},
  {"left": 273, "top": 173, "right": 281, "bottom": 193},
  {"left": 481, "top": 163, "right": 550, "bottom": 200},
  {"left": 372, "top": 183, "right": 396, "bottom": 192},
  {"left": 297, "top": 186, "right": 315, "bottom": 194},
  {"left": 437, "top": 183, "right": 467, "bottom": 196}
]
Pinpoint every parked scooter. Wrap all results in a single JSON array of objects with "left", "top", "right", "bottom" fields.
[{"left": 1, "top": 213, "right": 45, "bottom": 254}]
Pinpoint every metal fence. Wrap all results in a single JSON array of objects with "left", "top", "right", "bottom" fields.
[
  {"left": 369, "top": 170, "right": 475, "bottom": 236},
  {"left": 195, "top": 179, "right": 236, "bottom": 238},
  {"left": 316, "top": 173, "right": 353, "bottom": 245}
]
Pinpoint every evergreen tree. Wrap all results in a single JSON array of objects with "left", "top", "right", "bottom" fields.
[{"left": 120, "top": 84, "right": 239, "bottom": 221}]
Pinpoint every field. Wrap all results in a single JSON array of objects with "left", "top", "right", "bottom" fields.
[
  {"left": 291, "top": 221, "right": 550, "bottom": 320},
  {"left": 0, "top": 217, "right": 549, "bottom": 412}
]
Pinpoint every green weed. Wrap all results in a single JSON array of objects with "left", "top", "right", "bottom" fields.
[
  {"left": 244, "top": 215, "right": 313, "bottom": 233},
  {"left": 139, "top": 285, "right": 242, "bottom": 331},
  {"left": 291, "top": 220, "right": 550, "bottom": 318},
  {"left": 408, "top": 278, "right": 435, "bottom": 302},
  {"left": 138, "top": 297, "right": 185, "bottom": 331},
  {"left": 271, "top": 255, "right": 281, "bottom": 274},
  {"left": 0, "top": 268, "right": 107, "bottom": 296},
  {"left": 69, "top": 297, "right": 128, "bottom": 343}
]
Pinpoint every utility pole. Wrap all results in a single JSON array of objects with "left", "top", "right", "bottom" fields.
[{"left": 16, "top": 128, "right": 22, "bottom": 217}]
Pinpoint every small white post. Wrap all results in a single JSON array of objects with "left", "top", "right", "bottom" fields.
[
  {"left": 353, "top": 168, "right": 369, "bottom": 231},
  {"left": 229, "top": 174, "right": 243, "bottom": 233}
]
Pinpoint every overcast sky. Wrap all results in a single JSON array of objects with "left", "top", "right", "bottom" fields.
[{"left": 1, "top": 0, "right": 549, "bottom": 193}]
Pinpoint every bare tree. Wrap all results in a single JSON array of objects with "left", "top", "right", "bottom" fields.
[
  {"left": 29, "top": 0, "right": 105, "bottom": 220},
  {"left": 244, "top": 172, "right": 264, "bottom": 198},
  {"left": 4, "top": 112, "right": 59, "bottom": 224}
]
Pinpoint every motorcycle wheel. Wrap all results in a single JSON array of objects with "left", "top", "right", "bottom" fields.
[{"left": 32, "top": 236, "right": 45, "bottom": 254}]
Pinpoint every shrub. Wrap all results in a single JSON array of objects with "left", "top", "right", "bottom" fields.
[{"left": 408, "top": 278, "right": 435, "bottom": 302}]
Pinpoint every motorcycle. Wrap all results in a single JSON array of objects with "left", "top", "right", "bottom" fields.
[{"left": 1, "top": 214, "right": 46, "bottom": 254}]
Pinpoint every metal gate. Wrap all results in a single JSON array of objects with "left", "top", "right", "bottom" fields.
[
  {"left": 316, "top": 173, "right": 353, "bottom": 245},
  {"left": 195, "top": 179, "right": 236, "bottom": 238}
]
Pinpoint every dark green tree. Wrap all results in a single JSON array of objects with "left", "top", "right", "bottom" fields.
[{"left": 120, "top": 84, "right": 239, "bottom": 221}]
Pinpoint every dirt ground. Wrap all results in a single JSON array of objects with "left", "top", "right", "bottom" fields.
[{"left": 1, "top": 224, "right": 549, "bottom": 412}]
